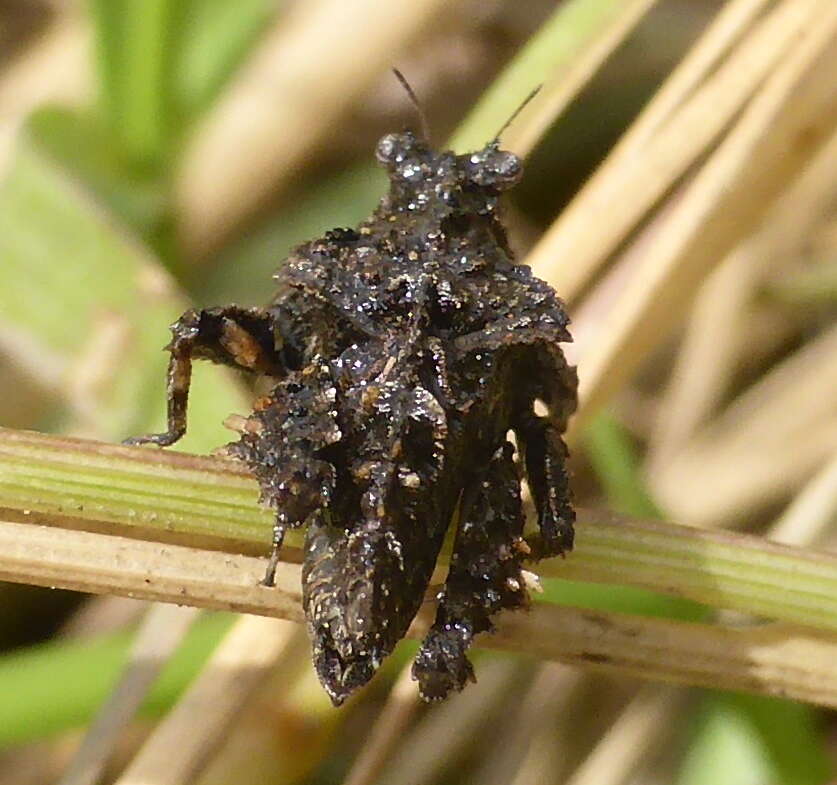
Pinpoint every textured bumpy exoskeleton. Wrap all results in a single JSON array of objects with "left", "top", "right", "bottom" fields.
[{"left": 127, "top": 123, "right": 577, "bottom": 705}]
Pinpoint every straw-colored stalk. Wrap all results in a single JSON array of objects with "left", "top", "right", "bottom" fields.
[
  {"left": 564, "top": 1, "right": 837, "bottom": 427},
  {"left": 113, "top": 616, "right": 300, "bottom": 785},
  {"left": 175, "top": 0, "right": 449, "bottom": 258},
  {"left": 2, "top": 427, "right": 837, "bottom": 708},
  {"left": 648, "top": 126, "right": 837, "bottom": 474}
]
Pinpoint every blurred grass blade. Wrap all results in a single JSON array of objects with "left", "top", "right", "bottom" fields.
[
  {"left": 0, "top": 10, "right": 91, "bottom": 176},
  {"left": 648, "top": 323, "right": 837, "bottom": 528},
  {"left": 175, "top": 0, "right": 448, "bottom": 258},
  {"left": 649, "top": 122, "right": 837, "bottom": 464},
  {"left": 677, "top": 696, "right": 780, "bottom": 785},
  {"left": 583, "top": 413, "right": 660, "bottom": 518},
  {"left": 0, "top": 139, "right": 247, "bottom": 449},
  {"left": 570, "top": 1, "right": 837, "bottom": 426},
  {"left": 770, "top": 452, "right": 837, "bottom": 548},
  {"left": 27, "top": 107, "right": 170, "bottom": 238},
  {"left": 449, "top": 0, "right": 661, "bottom": 156},
  {"left": 527, "top": 0, "right": 820, "bottom": 305},
  {"left": 677, "top": 693, "right": 831, "bottom": 785},
  {"left": 170, "top": 0, "right": 278, "bottom": 120},
  {"left": 91, "top": 0, "right": 173, "bottom": 167},
  {"left": 341, "top": 665, "right": 423, "bottom": 785},
  {"left": 564, "top": 686, "right": 685, "bottom": 785},
  {"left": 59, "top": 605, "right": 200, "bottom": 785},
  {"left": 114, "top": 616, "right": 299, "bottom": 785},
  {"left": 373, "top": 660, "right": 521, "bottom": 785},
  {"left": 24, "top": 2, "right": 276, "bottom": 261},
  {"left": 612, "top": 0, "right": 772, "bottom": 154},
  {"left": 90, "top": 0, "right": 277, "bottom": 167},
  {"left": 0, "top": 613, "right": 234, "bottom": 748},
  {"left": 195, "top": 162, "right": 386, "bottom": 307}
]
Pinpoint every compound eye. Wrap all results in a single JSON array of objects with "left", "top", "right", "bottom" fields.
[
  {"left": 469, "top": 148, "right": 523, "bottom": 190},
  {"left": 493, "top": 151, "right": 522, "bottom": 186},
  {"left": 376, "top": 134, "right": 399, "bottom": 165},
  {"left": 375, "top": 132, "right": 416, "bottom": 168}
]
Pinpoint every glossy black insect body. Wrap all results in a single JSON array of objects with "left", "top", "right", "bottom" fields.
[{"left": 127, "top": 112, "right": 577, "bottom": 705}]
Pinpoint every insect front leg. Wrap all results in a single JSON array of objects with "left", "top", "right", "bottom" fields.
[
  {"left": 257, "top": 458, "right": 334, "bottom": 588},
  {"left": 222, "top": 362, "right": 341, "bottom": 586},
  {"left": 125, "top": 306, "right": 281, "bottom": 447},
  {"left": 412, "top": 441, "right": 528, "bottom": 701}
]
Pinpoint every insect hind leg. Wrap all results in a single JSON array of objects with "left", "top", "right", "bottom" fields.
[
  {"left": 515, "top": 410, "right": 574, "bottom": 557},
  {"left": 412, "top": 441, "right": 529, "bottom": 700}
]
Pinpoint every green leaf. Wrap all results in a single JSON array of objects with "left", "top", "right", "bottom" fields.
[
  {"left": 170, "top": 0, "right": 277, "bottom": 120},
  {"left": 27, "top": 107, "right": 169, "bottom": 238},
  {"left": 0, "top": 138, "right": 248, "bottom": 451},
  {"left": 89, "top": 0, "right": 278, "bottom": 169},
  {"left": 0, "top": 613, "right": 233, "bottom": 748},
  {"left": 90, "top": 0, "right": 174, "bottom": 168},
  {"left": 678, "top": 693, "right": 831, "bottom": 785}
]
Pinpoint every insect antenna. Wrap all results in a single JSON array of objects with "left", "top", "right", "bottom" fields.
[
  {"left": 392, "top": 68, "right": 431, "bottom": 144},
  {"left": 492, "top": 84, "right": 542, "bottom": 145}
]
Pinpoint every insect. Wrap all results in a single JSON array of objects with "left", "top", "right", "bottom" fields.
[{"left": 126, "top": 74, "right": 576, "bottom": 705}]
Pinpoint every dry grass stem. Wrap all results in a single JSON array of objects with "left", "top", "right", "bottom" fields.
[
  {"left": 341, "top": 664, "right": 422, "bottom": 785},
  {"left": 570, "top": 2, "right": 837, "bottom": 425},
  {"left": 0, "top": 9, "right": 90, "bottom": 176},
  {"left": 648, "top": 324, "right": 837, "bottom": 526},
  {"left": 498, "top": 0, "right": 661, "bottom": 158},
  {"left": 496, "top": 605, "right": 837, "bottom": 709},
  {"left": 0, "top": 518, "right": 305, "bottom": 620},
  {"left": 175, "top": 0, "right": 447, "bottom": 258},
  {"left": 563, "top": 686, "right": 684, "bottom": 785},
  {"left": 1, "top": 513, "right": 837, "bottom": 707},
  {"left": 59, "top": 605, "right": 200, "bottom": 785},
  {"left": 526, "top": 0, "right": 813, "bottom": 303},
  {"left": 650, "top": 127, "right": 837, "bottom": 461},
  {"left": 769, "top": 453, "right": 837, "bottom": 548},
  {"left": 114, "top": 615, "right": 298, "bottom": 785}
]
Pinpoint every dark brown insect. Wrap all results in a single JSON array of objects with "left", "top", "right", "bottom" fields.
[{"left": 126, "top": 77, "right": 576, "bottom": 705}]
